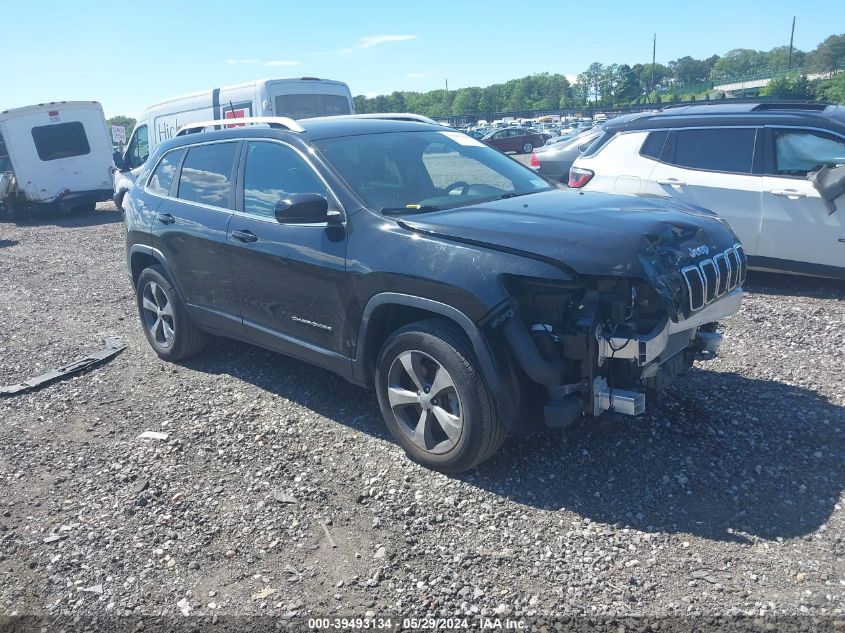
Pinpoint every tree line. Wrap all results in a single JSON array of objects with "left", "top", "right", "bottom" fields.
[{"left": 352, "top": 33, "right": 845, "bottom": 117}]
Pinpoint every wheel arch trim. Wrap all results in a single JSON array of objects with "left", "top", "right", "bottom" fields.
[
  {"left": 352, "top": 292, "right": 504, "bottom": 403},
  {"left": 128, "top": 244, "right": 187, "bottom": 302}
]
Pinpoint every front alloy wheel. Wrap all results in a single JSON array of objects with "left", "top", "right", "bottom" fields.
[
  {"left": 375, "top": 318, "right": 507, "bottom": 473},
  {"left": 387, "top": 350, "right": 464, "bottom": 454}
]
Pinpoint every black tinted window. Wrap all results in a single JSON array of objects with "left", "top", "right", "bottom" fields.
[
  {"left": 147, "top": 149, "right": 183, "bottom": 196},
  {"left": 31, "top": 122, "right": 90, "bottom": 161},
  {"left": 274, "top": 94, "right": 351, "bottom": 119},
  {"left": 672, "top": 128, "right": 756, "bottom": 174},
  {"left": 640, "top": 131, "right": 668, "bottom": 160},
  {"left": 177, "top": 143, "right": 237, "bottom": 208},
  {"left": 243, "top": 142, "right": 328, "bottom": 218}
]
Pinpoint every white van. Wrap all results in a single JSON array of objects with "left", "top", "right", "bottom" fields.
[
  {"left": 0, "top": 101, "right": 113, "bottom": 218},
  {"left": 112, "top": 77, "right": 354, "bottom": 210}
]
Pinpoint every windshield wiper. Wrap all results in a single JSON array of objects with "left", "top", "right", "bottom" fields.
[
  {"left": 381, "top": 205, "right": 442, "bottom": 216},
  {"left": 499, "top": 191, "right": 538, "bottom": 199}
]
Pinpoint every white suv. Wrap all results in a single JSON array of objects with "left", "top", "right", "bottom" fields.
[{"left": 569, "top": 102, "right": 845, "bottom": 279}]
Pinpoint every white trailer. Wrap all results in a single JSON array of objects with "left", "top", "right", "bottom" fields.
[
  {"left": 0, "top": 101, "right": 114, "bottom": 218},
  {"left": 112, "top": 77, "right": 354, "bottom": 211}
]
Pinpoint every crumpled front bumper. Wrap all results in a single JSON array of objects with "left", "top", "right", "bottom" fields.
[{"left": 597, "top": 288, "right": 743, "bottom": 367}]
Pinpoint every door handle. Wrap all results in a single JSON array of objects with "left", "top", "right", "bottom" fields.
[
  {"left": 769, "top": 189, "right": 807, "bottom": 198},
  {"left": 656, "top": 178, "right": 686, "bottom": 186},
  {"left": 157, "top": 213, "right": 175, "bottom": 225},
  {"left": 231, "top": 229, "right": 258, "bottom": 243}
]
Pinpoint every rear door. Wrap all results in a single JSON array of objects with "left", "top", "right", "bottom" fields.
[
  {"left": 228, "top": 140, "right": 349, "bottom": 359},
  {"left": 646, "top": 127, "right": 763, "bottom": 253},
  {"left": 758, "top": 126, "right": 845, "bottom": 274},
  {"left": 152, "top": 140, "right": 243, "bottom": 332}
]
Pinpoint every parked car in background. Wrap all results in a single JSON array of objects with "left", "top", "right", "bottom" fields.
[
  {"left": 112, "top": 77, "right": 354, "bottom": 211},
  {"left": 482, "top": 127, "right": 550, "bottom": 154},
  {"left": 569, "top": 102, "right": 845, "bottom": 279},
  {"left": 0, "top": 101, "right": 113, "bottom": 219},
  {"left": 125, "top": 114, "right": 743, "bottom": 472},
  {"left": 530, "top": 128, "right": 604, "bottom": 182}
]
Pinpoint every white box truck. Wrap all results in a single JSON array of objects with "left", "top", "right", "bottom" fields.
[
  {"left": 112, "top": 77, "right": 355, "bottom": 211},
  {"left": 0, "top": 101, "right": 114, "bottom": 219}
]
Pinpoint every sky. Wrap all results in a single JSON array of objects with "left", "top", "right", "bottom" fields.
[{"left": 2, "top": 0, "right": 844, "bottom": 119}]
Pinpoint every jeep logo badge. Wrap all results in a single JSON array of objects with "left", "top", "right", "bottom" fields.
[{"left": 688, "top": 245, "right": 710, "bottom": 258}]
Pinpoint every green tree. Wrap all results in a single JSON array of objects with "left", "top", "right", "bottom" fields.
[
  {"left": 810, "top": 34, "right": 845, "bottom": 72},
  {"left": 712, "top": 48, "right": 768, "bottom": 79},
  {"left": 814, "top": 72, "right": 845, "bottom": 103},
  {"left": 760, "top": 74, "right": 813, "bottom": 99}
]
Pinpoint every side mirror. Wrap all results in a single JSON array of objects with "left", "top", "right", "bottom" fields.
[
  {"left": 113, "top": 151, "right": 126, "bottom": 170},
  {"left": 275, "top": 193, "right": 336, "bottom": 224}
]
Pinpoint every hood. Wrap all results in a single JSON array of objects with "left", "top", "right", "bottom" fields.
[{"left": 397, "top": 189, "right": 741, "bottom": 316}]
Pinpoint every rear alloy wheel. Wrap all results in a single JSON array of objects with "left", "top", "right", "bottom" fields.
[
  {"left": 522, "top": 142, "right": 534, "bottom": 154},
  {"left": 136, "top": 266, "right": 205, "bottom": 361},
  {"left": 375, "top": 319, "right": 506, "bottom": 473}
]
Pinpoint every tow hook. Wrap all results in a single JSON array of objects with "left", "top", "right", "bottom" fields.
[{"left": 694, "top": 331, "right": 722, "bottom": 360}]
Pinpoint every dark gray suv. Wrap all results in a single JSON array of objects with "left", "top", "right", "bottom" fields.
[{"left": 125, "top": 115, "right": 744, "bottom": 472}]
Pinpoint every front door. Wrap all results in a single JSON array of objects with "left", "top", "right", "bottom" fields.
[
  {"left": 228, "top": 140, "right": 349, "bottom": 360},
  {"left": 758, "top": 127, "right": 845, "bottom": 275},
  {"left": 646, "top": 127, "right": 763, "bottom": 254}
]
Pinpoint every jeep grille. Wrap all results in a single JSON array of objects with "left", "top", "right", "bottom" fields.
[{"left": 681, "top": 244, "right": 746, "bottom": 312}]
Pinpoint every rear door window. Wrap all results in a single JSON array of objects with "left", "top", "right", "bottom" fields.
[
  {"left": 773, "top": 129, "right": 845, "bottom": 176},
  {"left": 147, "top": 149, "right": 184, "bottom": 196},
  {"left": 177, "top": 143, "right": 238, "bottom": 208},
  {"left": 670, "top": 128, "right": 756, "bottom": 174},
  {"left": 31, "top": 122, "right": 90, "bottom": 161}
]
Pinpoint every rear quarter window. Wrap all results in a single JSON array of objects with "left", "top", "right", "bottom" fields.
[
  {"left": 31, "top": 122, "right": 91, "bottom": 161},
  {"left": 578, "top": 131, "right": 608, "bottom": 157},
  {"left": 640, "top": 131, "right": 668, "bottom": 160}
]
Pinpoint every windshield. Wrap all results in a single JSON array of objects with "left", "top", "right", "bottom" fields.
[{"left": 314, "top": 130, "right": 553, "bottom": 213}]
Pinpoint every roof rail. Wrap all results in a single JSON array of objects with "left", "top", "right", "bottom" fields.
[
  {"left": 751, "top": 101, "right": 831, "bottom": 111},
  {"left": 333, "top": 112, "right": 441, "bottom": 125},
  {"left": 176, "top": 116, "right": 305, "bottom": 136}
]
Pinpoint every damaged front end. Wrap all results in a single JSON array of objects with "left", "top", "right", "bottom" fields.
[{"left": 491, "top": 247, "right": 745, "bottom": 428}]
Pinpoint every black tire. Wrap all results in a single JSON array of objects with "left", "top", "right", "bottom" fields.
[
  {"left": 136, "top": 266, "right": 205, "bottom": 361},
  {"left": 522, "top": 142, "right": 533, "bottom": 154},
  {"left": 375, "top": 318, "right": 506, "bottom": 473}
]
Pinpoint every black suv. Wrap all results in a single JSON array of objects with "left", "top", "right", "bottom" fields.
[{"left": 125, "top": 115, "right": 744, "bottom": 473}]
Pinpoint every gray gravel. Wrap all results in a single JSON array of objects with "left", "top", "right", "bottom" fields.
[{"left": 0, "top": 204, "right": 843, "bottom": 629}]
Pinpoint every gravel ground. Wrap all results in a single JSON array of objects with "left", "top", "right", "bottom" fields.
[{"left": 0, "top": 204, "right": 843, "bottom": 631}]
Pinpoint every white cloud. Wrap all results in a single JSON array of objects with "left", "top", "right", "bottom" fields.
[
  {"left": 405, "top": 72, "right": 429, "bottom": 79},
  {"left": 340, "top": 34, "right": 417, "bottom": 55},
  {"left": 239, "top": 59, "right": 259, "bottom": 64},
  {"left": 565, "top": 73, "right": 578, "bottom": 83},
  {"left": 264, "top": 60, "right": 302, "bottom": 67},
  {"left": 226, "top": 59, "right": 237, "bottom": 65},
  {"left": 365, "top": 92, "right": 379, "bottom": 99}
]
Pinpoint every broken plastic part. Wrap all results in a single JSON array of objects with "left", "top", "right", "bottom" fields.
[{"left": 0, "top": 338, "right": 125, "bottom": 396}]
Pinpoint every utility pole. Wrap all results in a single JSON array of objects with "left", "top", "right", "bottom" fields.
[
  {"left": 650, "top": 34, "right": 656, "bottom": 94},
  {"left": 787, "top": 16, "right": 796, "bottom": 71}
]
